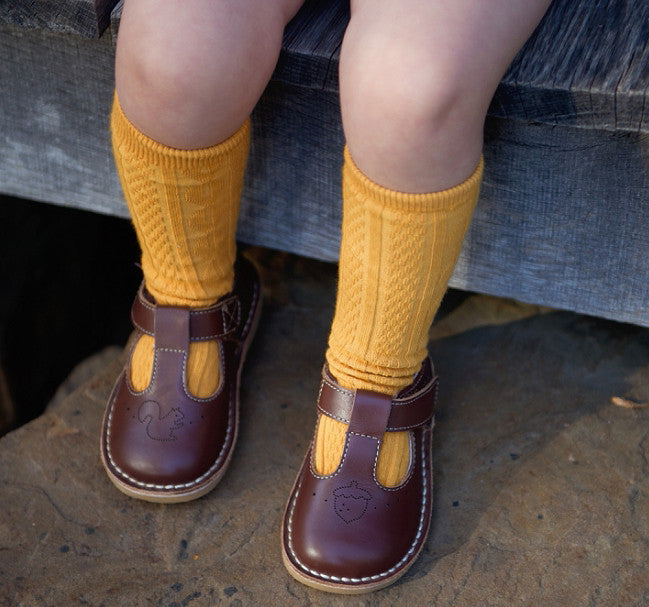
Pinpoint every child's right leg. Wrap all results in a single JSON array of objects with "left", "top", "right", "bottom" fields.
[
  {"left": 115, "top": 0, "right": 303, "bottom": 148},
  {"left": 101, "top": 0, "right": 304, "bottom": 502}
]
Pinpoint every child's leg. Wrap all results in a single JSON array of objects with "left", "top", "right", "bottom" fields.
[
  {"left": 318, "top": 0, "right": 553, "bottom": 487},
  {"left": 112, "top": 0, "right": 303, "bottom": 398},
  {"left": 340, "top": 0, "right": 552, "bottom": 193},
  {"left": 282, "top": 0, "right": 551, "bottom": 593},
  {"left": 103, "top": 0, "right": 303, "bottom": 501},
  {"left": 116, "top": 0, "right": 303, "bottom": 148}
]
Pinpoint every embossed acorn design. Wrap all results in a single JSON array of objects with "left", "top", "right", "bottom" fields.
[
  {"left": 138, "top": 401, "right": 185, "bottom": 441},
  {"left": 333, "top": 481, "right": 372, "bottom": 523}
]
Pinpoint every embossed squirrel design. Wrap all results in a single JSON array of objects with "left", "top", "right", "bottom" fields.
[{"left": 138, "top": 401, "right": 185, "bottom": 441}]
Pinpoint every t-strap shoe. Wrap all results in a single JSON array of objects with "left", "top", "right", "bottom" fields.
[
  {"left": 282, "top": 357, "right": 437, "bottom": 593},
  {"left": 101, "top": 256, "right": 262, "bottom": 503}
]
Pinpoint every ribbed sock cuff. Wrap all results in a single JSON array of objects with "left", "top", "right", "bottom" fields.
[
  {"left": 111, "top": 92, "right": 251, "bottom": 169},
  {"left": 343, "top": 145, "right": 484, "bottom": 213}
]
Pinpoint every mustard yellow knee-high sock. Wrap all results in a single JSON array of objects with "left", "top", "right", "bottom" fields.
[
  {"left": 110, "top": 95, "right": 250, "bottom": 397},
  {"left": 316, "top": 147, "right": 483, "bottom": 486}
]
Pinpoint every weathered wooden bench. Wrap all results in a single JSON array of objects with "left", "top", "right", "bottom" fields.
[{"left": 2, "top": 0, "right": 649, "bottom": 326}]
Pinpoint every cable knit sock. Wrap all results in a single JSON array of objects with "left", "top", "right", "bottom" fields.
[
  {"left": 316, "top": 147, "right": 483, "bottom": 486},
  {"left": 111, "top": 95, "right": 249, "bottom": 397}
]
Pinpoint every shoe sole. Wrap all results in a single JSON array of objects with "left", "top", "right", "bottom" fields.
[{"left": 280, "top": 536, "right": 428, "bottom": 595}]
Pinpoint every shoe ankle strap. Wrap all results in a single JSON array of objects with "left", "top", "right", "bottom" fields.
[
  {"left": 131, "top": 284, "right": 241, "bottom": 341},
  {"left": 318, "top": 358, "right": 437, "bottom": 432}
]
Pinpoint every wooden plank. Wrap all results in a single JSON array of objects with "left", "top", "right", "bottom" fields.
[
  {"left": 4, "top": 0, "right": 649, "bottom": 329},
  {"left": 7, "top": 0, "right": 649, "bottom": 128},
  {"left": 496, "top": 0, "right": 649, "bottom": 133},
  {"left": 0, "top": 25, "right": 120, "bottom": 213},
  {"left": 0, "top": 0, "right": 118, "bottom": 38},
  {"left": 453, "top": 115, "right": 649, "bottom": 326},
  {"left": 109, "top": 0, "right": 122, "bottom": 46},
  {"left": 276, "top": 0, "right": 349, "bottom": 92},
  {"left": 240, "top": 82, "right": 345, "bottom": 261}
]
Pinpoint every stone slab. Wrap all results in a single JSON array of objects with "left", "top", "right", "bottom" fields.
[{"left": 1, "top": 251, "right": 649, "bottom": 606}]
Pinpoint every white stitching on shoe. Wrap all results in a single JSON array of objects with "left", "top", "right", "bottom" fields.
[
  {"left": 315, "top": 407, "right": 348, "bottom": 423},
  {"left": 286, "top": 433, "right": 431, "bottom": 585},
  {"left": 322, "top": 375, "right": 353, "bottom": 398},
  {"left": 240, "top": 276, "right": 259, "bottom": 340}
]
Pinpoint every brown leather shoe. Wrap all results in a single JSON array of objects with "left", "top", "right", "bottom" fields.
[
  {"left": 100, "top": 256, "right": 262, "bottom": 503},
  {"left": 281, "top": 358, "right": 437, "bottom": 593}
]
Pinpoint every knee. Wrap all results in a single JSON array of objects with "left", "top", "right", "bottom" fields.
[
  {"left": 117, "top": 27, "right": 275, "bottom": 110},
  {"left": 115, "top": 1, "right": 297, "bottom": 118},
  {"left": 340, "top": 28, "right": 491, "bottom": 190},
  {"left": 117, "top": 42, "right": 213, "bottom": 112},
  {"left": 341, "top": 44, "right": 488, "bottom": 148}
]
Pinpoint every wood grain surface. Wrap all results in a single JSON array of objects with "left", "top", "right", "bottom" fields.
[
  {"left": 3, "top": 0, "right": 649, "bottom": 327},
  {"left": 0, "top": 0, "right": 118, "bottom": 37}
]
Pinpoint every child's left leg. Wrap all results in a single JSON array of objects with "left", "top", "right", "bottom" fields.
[
  {"left": 282, "top": 0, "right": 551, "bottom": 593},
  {"left": 321, "top": 0, "right": 552, "bottom": 488}
]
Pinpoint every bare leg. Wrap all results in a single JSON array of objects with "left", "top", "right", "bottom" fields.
[
  {"left": 340, "top": 0, "right": 552, "bottom": 192},
  {"left": 115, "top": 0, "right": 304, "bottom": 148}
]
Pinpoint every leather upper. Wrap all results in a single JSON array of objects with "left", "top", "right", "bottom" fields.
[
  {"left": 282, "top": 358, "right": 437, "bottom": 590},
  {"left": 101, "top": 256, "right": 260, "bottom": 498}
]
